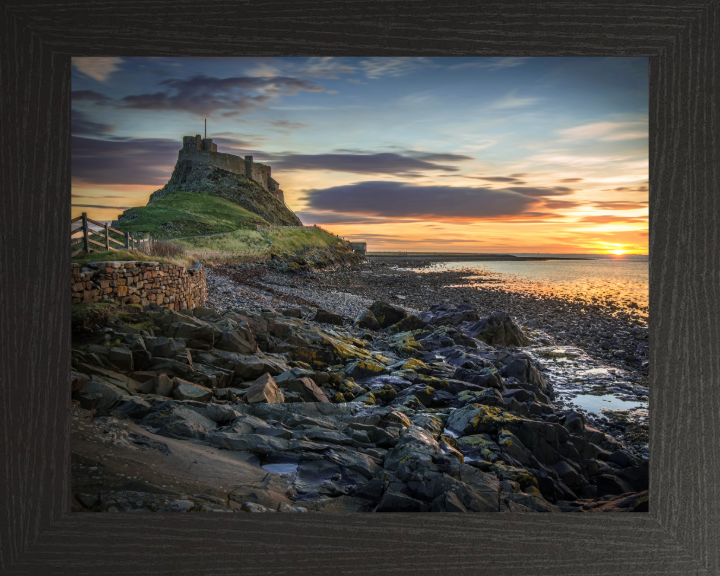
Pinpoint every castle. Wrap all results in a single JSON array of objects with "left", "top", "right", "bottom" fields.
[{"left": 180, "top": 134, "right": 284, "bottom": 204}]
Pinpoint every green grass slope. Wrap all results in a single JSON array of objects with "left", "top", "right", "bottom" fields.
[
  {"left": 172, "top": 226, "right": 348, "bottom": 261},
  {"left": 112, "top": 192, "right": 269, "bottom": 239}
]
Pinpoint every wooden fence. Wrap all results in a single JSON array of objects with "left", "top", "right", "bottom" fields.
[{"left": 70, "top": 212, "right": 153, "bottom": 257}]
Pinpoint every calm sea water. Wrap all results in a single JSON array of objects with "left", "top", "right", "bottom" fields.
[{"left": 416, "top": 254, "right": 649, "bottom": 312}]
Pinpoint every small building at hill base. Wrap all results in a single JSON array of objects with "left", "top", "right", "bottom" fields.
[{"left": 350, "top": 242, "right": 367, "bottom": 256}]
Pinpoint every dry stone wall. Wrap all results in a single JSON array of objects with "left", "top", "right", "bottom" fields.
[{"left": 71, "top": 261, "right": 206, "bottom": 310}]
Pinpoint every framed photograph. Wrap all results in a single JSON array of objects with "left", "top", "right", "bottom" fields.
[{"left": 1, "top": 3, "right": 717, "bottom": 574}]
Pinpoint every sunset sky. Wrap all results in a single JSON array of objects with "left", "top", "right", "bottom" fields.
[{"left": 71, "top": 57, "right": 648, "bottom": 254}]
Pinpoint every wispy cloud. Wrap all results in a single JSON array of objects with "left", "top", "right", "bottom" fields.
[
  {"left": 450, "top": 57, "right": 529, "bottom": 71},
  {"left": 71, "top": 110, "right": 115, "bottom": 137},
  {"left": 359, "top": 57, "right": 436, "bottom": 79},
  {"left": 558, "top": 121, "right": 647, "bottom": 141},
  {"left": 72, "top": 136, "right": 179, "bottom": 186},
  {"left": 272, "top": 152, "right": 464, "bottom": 175},
  {"left": 490, "top": 90, "right": 539, "bottom": 109},
  {"left": 119, "top": 74, "right": 325, "bottom": 117},
  {"left": 72, "top": 57, "right": 124, "bottom": 82},
  {"left": 528, "top": 153, "right": 628, "bottom": 167}
]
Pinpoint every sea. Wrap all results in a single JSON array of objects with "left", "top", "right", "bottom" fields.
[{"left": 413, "top": 254, "right": 649, "bottom": 315}]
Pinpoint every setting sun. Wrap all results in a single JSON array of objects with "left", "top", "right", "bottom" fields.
[{"left": 609, "top": 249, "right": 627, "bottom": 255}]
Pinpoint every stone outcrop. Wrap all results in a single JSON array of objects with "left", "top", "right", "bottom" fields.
[
  {"left": 71, "top": 261, "right": 206, "bottom": 310},
  {"left": 136, "top": 148, "right": 302, "bottom": 227},
  {"left": 71, "top": 297, "right": 648, "bottom": 515}
]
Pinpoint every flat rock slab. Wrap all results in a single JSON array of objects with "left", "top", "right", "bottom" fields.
[
  {"left": 71, "top": 412, "right": 282, "bottom": 507},
  {"left": 172, "top": 378, "right": 213, "bottom": 402}
]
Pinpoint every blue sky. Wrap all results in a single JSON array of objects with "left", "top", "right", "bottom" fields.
[{"left": 71, "top": 56, "right": 648, "bottom": 253}]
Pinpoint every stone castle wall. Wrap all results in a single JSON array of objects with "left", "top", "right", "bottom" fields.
[
  {"left": 177, "top": 148, "right": 283, "bottom": 202},
  {"left": 71, "top": 261, "right": 206, "bottom": 310},
  {"left": 179, "top": 147, "right": 247, "bottom": 176}
]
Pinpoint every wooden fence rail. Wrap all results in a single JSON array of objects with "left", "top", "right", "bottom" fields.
[{"left": 70, "top": 212, "right": 155, "bottom": 257}]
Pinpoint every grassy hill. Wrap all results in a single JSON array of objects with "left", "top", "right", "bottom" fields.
[
  {"left": 112, "top": 192, "right": 269, "bottom": 239},
  {"left": 171, "top": 226, "right": 349, "bottom": 262}
]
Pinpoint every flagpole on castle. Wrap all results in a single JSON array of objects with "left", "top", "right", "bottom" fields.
[{"left": 205, "top": 118, "right": 206, "bottom": 139}]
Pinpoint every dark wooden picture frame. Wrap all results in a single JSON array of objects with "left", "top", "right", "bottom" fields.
[{"left": 1, "top": 2, "right": 717, "bottom": 574}]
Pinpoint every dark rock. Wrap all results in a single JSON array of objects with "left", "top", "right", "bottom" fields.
[
  {"left": 151, "top": 373, "right": 175, "bottom": 397},
  {"left": 501, "top": 358, "right": 553, "bottom": 398},
  {"left": 548, "top": 460, "right": 582, "bottom": 489},
  {"left": 72, "top": 390, "right": 103, "bottom": 411},
  {"left": 453, "top": 367, "right": 505, "bottom": 391},
  {"left": 74, "top": 493, "right": 99, "bottom": 509},
  {"left": 596, "top": 473, "right": 635, "bottom": 496},
  {"left": 376, "top": 491, "right": 430, "bottom": 512},
  {"left": 563, "top": 411, "right": 585, "bottom": 435},
  {"left": 281, "top": 307, "right": 303, "bottom": 319},
  {"left": 141, "top": 406, "right": 217, "bottom": 440},
  {"left": 369, "top": 301, "right": 408, "bottom": 329},
  {"left": 352, "top": 478, "right": 384, "bottom": 502},
  {"left": 354, "top": 309, "right": 381, "bottom": 330},
  {"left": 113, "top": 397, "right": 153, "bottom": 418},
  {"left": 387, "top": 314, "right": 427, "bottom": 334},
  {"left": 418, "top": 303, "right": 479, "bottom": 327},
  {"left": 286, "top": 377, "right": 331, "bottom": 403},
  {"left": 71, "top": 371, "right": 89, "bottom": 393},
  {"left": 464, "top": 311, "right": 531, "bottom": 347},
  {"left": 313, "top": 309, "right": 344, "bottom": 326},
  {"left": 607, "top": 449, "right": 637, "bottom": 468},
  {"left": 108, "top": 347, "right": 134, "bottom": 372}
]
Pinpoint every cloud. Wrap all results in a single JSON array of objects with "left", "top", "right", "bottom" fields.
[
  {"left": 407, "top": 152, "right": 474, "bottom": 162},
  {"left": 359, "top": 57, "right": 436, "bottom": 79},
  {"left": 272, "top": 153, "right": 463, "bottom": 175},
  {"left": 119, "top": 74, "right": 324, "bottom": 117},
  {"left": 593, "top": 201, "right": 648, "bottom": 210},
  {"left": 528, "top": 154, "right": 627, "bottom": 167},
  {"left": 72, "top": 110, "right": 115, "bottom": 137},
  {"left": 579, "top": 215, "right": 648, "bottom": 224},
  {"left": 601, "top": 185, "right": 648, "bottom": 192},
  {"left": 449, "top": 57, "right": 529, "bottom": 71},
  {"left": 71, "top": 204, "right": 133, "bottom": 210},
  {"left": 542, "top": 200, "right": 581, "bottom": 210},
  {"left": 490, "top": 91, "right": 539, "bottom": 109},
  {"left": 505, "top": 186, "right": 574, "bottom": 197},
  {"left": 474, "top": 176, "right": 522, "bottom": 183},
  {"left": 303, "top": 57, "right": 357, "bottom": 79},
  {"left": 72, "top": 136, "right": 179, "bottom": 186},
  {"left": 557, "top": 121, "right": 647, "bottom": 141},
  {"left": 559, "top": 178, "right": 583, "bottom": 183},
  {"left": 72, "top": 57, "right": 124, "bottom": 82},
  {"left": 71, "top": 90, "right": 112, "bottom": 104},
  {"left": 293, "top": 212, "right": 398, "bottom": 225},
  {"left": 269, "top": 120, "right": 308, "bottom": 132},
  {"left": 303, "top": 181, "right": 539, "bottom": 220}
]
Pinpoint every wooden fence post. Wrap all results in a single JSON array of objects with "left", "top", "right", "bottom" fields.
[
  {"left": 125, "top": 232, "right": 130, "bottom": 250},
  {"left": 82, "top": 212, "right": 89, "bottom": 254},
  {"left": 105, "top": 223, "right": 110, "bottom": 251}
]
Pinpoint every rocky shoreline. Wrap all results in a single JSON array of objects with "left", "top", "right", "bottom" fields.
[{"left": 70, "top": 256, "right": 648, "bottom": 514}]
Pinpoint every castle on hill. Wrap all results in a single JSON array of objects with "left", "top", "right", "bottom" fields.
[{"left": 179, "top": 133, "right": 284, "bottom": 204}]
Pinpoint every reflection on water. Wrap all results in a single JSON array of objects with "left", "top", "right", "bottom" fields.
[
  {"left": 407, "top": 254, "right": 649, "bottom": 316},
  {"left": 564, "top": 393, "right": 644, "bottom": 415}
]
